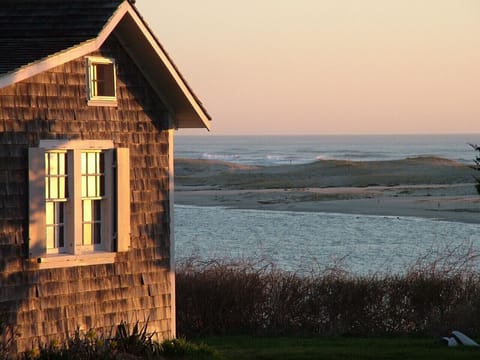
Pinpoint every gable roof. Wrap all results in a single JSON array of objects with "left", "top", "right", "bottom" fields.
[{"left": 0, "top": 0, "right": 211, "bottom": 130}]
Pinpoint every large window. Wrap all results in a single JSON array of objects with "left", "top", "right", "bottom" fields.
[
  {"left": 87, "top": 56, "right": 117, "bottom": 105},
  {"left": 29, "top": 140, "right": 130, "bottom": 268}
]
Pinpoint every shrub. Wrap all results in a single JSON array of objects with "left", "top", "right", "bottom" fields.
[
  {"left": 160, "top": 338, "right": 219, "bottom": 359},
  {"left": 176, "top": 246, "right": 480, "bottom": 338}
]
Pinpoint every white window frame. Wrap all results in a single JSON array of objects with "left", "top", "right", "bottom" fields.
[
  {"left": 86, "top": 56, "right": 118, "bottom": 106},
  {"left": 29, "top": 140, "right": 130, "bottom": 269}
]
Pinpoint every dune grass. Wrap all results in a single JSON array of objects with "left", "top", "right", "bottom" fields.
[
  {"left": 198, "top": 335, "right": 479, "bottom": 360},
  {"left": 177, "top": 248, "right": 480, "bottom": 359},
  {"left": 176, "top": 245, "right": 480, "bottom": 339}
]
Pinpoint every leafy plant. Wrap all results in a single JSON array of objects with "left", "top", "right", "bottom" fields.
[
  {"left": 115, "top": 320, "right": 161, "bottom": 358},
  {"left": 28, "top": 328, "right": 115, "bottom": 360},
  {"left": 17, "top": 320, "right": 219, "bottom": 359}
]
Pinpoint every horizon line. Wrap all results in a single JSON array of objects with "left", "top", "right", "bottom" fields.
[{"left": 177, "top": 132, "right": 480, "bottom": 137}]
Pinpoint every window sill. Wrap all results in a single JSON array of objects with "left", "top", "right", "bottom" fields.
[
  {"left": 34, "top": 251, "right": 116, "bottom": 269},
  {"left": 87, "top": 99, "right": 118, "bottom": 107}
]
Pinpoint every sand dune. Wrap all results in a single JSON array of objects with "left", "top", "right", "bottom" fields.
[
  {"left": 176, "top": 156, "right": 475, "bottom": 189},
  {"left": 174, "top": 157, "right": 480, "bottom": 223}
]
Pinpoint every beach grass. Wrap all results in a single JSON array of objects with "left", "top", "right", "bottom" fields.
[
  {"left": 175, "top": 156, "right": 476, "bottom": 189},
  {"left": 176, "top": 252, "right": 480, "bottom": 339},
  {"left": 197, "top": 335, "right": 479, "bottom": 360}
]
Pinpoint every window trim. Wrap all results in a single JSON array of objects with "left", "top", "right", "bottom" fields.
[
  {"left": 86, "top": 56, "right": 118, "bottom": 106},
  {"left": 29, "top": 140, "right": 130, "bottom": 269}
]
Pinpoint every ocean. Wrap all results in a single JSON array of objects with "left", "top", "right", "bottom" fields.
[
  {"left": 175, "top": 134, "right": 479, "bottom": 166},
  {"left": 174, "top": 134, "right": 480, "bottom": 274}
]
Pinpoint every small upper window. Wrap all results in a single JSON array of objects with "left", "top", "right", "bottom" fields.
[{"left": 87, "top": 57, "right": 117, "bottom": 105}]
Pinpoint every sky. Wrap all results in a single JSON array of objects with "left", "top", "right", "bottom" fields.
[{"left": 136, "top": 0, "right": 479, "bottom": 135}]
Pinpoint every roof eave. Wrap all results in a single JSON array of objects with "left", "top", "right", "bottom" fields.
[
  {"left": 0, "top": 0, "right": 211, "bottom": 130},
  {"left": 117, "top": 4, "right": 211, "bottom": 130}
]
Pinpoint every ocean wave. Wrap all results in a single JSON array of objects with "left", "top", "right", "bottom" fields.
[
  {"left": 180, "top": 155, "right": 464, "bottom": 168},
  {"left": 202, "top": 152, "right": 242, "bottom": 162},
  {"left": 176, "top": 134, "right": 475, "bottom": 166},
  {"left": 194, "top": 151, "right": 469, "bottom": 167}
]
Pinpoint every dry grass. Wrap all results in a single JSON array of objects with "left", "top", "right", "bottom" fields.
[{"left": 176, "top": 245, "right": 480, "bottom": 338}]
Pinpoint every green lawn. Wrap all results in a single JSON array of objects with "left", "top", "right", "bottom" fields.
[{"left": 196, "top": 336, "right": 480, "bottom": 360}]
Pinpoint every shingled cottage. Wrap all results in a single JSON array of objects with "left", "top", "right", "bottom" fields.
[{"left": 0, "top": 0, "right": 210, "bottom": 352}]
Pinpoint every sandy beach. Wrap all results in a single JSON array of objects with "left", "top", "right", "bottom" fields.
[{"left": 175, "top": 157, "right": 480, "bottom": 224}]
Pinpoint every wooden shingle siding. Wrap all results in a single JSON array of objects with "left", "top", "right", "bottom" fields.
[{"left": 0, "top": 35, "right": 173, "bottom": 351}]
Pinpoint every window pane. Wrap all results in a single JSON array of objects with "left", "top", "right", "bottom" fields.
[
  {"left": 59, "top": 153, "right": 65, "bottom": 174},
  {"left": 81, "top": 152, "right": 87, "bottom": 174},
  {"left": 81, "top": 175, "right": 87, "bottom": 197},
  {"left": 50, "top": 177, "right": 58, "bottom": 199},
  {"left": 88, "top": 152, "right": 97, "bottom": 174},
  {"left": 59, "top": 177, "right": 66, "bottom": 199},
  {"left": 58, "top": 202, "right": 64, "bottom": 223},
  {"left": 99, "top": 152, "right": 104, "bottom": 173},
  {"left": 96, "top": 176, "right": 100, "bottom": 197},
  {"left": 96, "top": 63, "right": 115, "bottom": 97},
  {"left": 49, "top": 153, "right": 58, "bottom": 175},
  {"left": 46, "top": 227, "right": 54, "bottom": 249},
  {"left": 94, "top": 223, "right": 101, "bottom": 244},
  {"left": 88, "top": 176, "right": 97, "bottom": 197},
  {"left": 100, "top": 175, "right": 105, "bottom": 197},
  {"left": 93, "top": 200, "right": 101, "bottom": 221},
  {"left": 83, "top": 224, "right": 92, "bottom": 245},
  {"left": 83, "top": 200, "right": 92, "bottom": 222},
  {"left": 46, "top": 202, "right": 54, "bottom": 225},
  {"left": 58, "top": 227, "right": 64, "bottom": 248}
]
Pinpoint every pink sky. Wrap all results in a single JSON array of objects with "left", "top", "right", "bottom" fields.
[{"left": 136, "top": 0, "right": 479, "bottom": 135}]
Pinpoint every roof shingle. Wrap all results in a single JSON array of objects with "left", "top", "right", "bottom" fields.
[{"left": 0, "top": 0, "right": 123, "bottom": 74}]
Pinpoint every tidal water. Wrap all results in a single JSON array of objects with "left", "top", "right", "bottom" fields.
[
  {"left": 175, "top": 205, "right": 480, "bottom": 275},
  {"left": 174, "top": 134, "right": 480, "bottom": 274}
]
